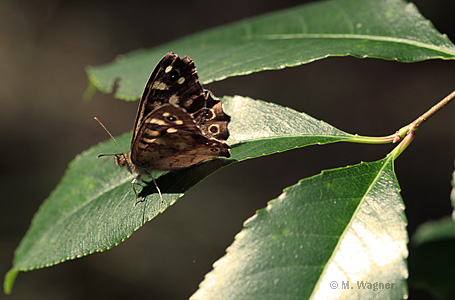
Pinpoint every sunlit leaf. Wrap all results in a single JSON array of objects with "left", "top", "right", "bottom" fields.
[{"left": 192, "top": 155, "right": 408, "bottom": 299}]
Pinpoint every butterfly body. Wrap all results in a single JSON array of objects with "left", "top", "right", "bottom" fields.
[{"left": 107, "top": 52, "right": 231, "bottom": 205}]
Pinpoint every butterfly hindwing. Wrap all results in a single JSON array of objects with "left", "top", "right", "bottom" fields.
[{"left": 192, "top": 91, "right": 230, "bottom": 140}]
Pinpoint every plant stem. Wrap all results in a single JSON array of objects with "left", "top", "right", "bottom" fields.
[
  {"left": 408, "top": 89, "right": 455, "bottom": 132},
  {"left": 392, "top": 89, "right": 455, "bottom": 159},
  {"left": 348, "top": 89, "right": 455, "bottom": 158}
]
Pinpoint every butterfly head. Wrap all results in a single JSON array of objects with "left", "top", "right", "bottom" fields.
[
  {"left": 95, "top": 117, "right": 136, "bottom": 174},
  {"left": 114, "top": 153, "right": 135, "bottom": 174}
]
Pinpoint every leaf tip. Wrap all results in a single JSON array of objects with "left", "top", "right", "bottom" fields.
[{"left": 3, "top": 269, "right": 19, "bottom": 295}]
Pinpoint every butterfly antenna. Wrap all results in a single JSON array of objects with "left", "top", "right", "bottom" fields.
[{"left": 94, "top": 117, "right": 128, "bottom": 158}]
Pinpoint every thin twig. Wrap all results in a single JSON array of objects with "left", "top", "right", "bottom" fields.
[
  {"left": 408, "top": 89, "right": 455, "bottom": 132},
  {"left": 392, "top": 89, "right": 455, "bottom": 159}
]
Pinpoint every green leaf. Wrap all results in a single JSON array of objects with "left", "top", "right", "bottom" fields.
[
  {"left": 408, "top": 217, "right": 455, "bottom": 299},
  {"left": 452, "top": 163, "right": 455, "bottom": 220},
  {"left": 87, "top": 0, "right": 455, "bottom": 100},
  {"left": 411, "top": 216, "right": 455, "bottom": 246},
  {"left": 406, "top": 167, "right": 455, "bottom": 299},
  {"left": 4, "top": 96, "right": 355, "bottom": 294},
  {"left": 191, "top": 155, "right": 408, "bottom": 300}
]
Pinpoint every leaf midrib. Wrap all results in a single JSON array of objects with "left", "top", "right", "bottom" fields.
[{"left": 244, "top": 33, "right": 454, "bottom": 55}]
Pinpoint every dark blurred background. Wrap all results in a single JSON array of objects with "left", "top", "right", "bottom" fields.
[{"left": 1, "top": 0, "right": 454, "bottom": 299}]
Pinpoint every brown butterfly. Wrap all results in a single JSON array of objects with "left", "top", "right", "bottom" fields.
[{"left": 97, "top": 52, "right": 231, "bottom": 206}]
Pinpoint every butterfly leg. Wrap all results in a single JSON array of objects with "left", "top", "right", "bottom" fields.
[
  {"left": 131, "top": 175, "right": 142, "bottom": 207},
  {"left": 131, "top": 174, "right": 164, "bottom": 206},
  {"left": 150, "top": 173, "right": 164, "bottom": 204}
]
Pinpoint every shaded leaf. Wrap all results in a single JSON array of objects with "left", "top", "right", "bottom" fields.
[
  {"left": 409, "top": 217, "right": 455, "bottom": 300},
  {"left": 191, "top": 155, "right": 408, "bottom": 300},
  {"left": 411, "top": 216, "right": 455, "bottom": 246},
  {"left": 452, "top": 163, "right": 455, "bottom": 220},
  {"left": 407, "top": 168, "right": 455, "bottom": 299},
  {"left": 87, "top": 0, "right": 455, "bottom": 100}
]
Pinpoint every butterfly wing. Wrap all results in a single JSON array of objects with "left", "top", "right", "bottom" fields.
[
  {"left": 132, "top": 52, "right": 230, "bottom": 145},
  {"left": 191, "top": 91, "right": 230, "bottom": 140},
  {"left": 131, "top": 104, "right": 230, "bottom": 173},
  {"left": 133, "top": 53, "right": 202, "bottom": 142}
]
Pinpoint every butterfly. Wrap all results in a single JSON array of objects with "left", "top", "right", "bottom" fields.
[{"left": 97, "top": 52, "right": 231, "bottom": 206}]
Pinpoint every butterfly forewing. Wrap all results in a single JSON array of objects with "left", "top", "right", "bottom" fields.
[
  {"left": 131, "top": 104, "right": 230, "bottom": 172},
  {"left": 133, "top": 53, "right": 205, "bottom": 143}
]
